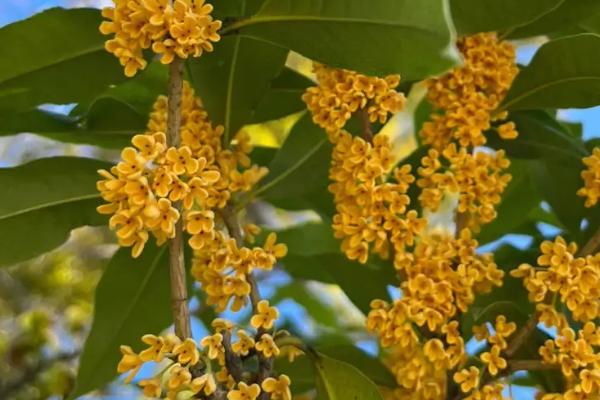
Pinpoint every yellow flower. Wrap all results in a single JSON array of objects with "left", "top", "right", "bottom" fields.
[
  {"left": 211, "top": 318, "right": 234, "bottom": 332},
  {"left": 250, "top": 300, "right": 279, "bottom": 330},
  {"left": 168, "top": 364, "right": 192, "bottom": 390},
  {"left": 453, "top": 366, "right": 480, "bottom": 393},
  {"left": 256, "top": 334, "right": 280, "bottom": 358},
  {"left": 227, "top": 382, "right": 261, "bottom": 400},
  {"left": 191, "top": 373, "right": 217, "bottom": 396},
  {"left": 201, "top": 333, "right": 224, "bottom": 360},
  {"left": 261, "top": 374, "right": 292, "bottom": 400},
  {"left": 232, "top": 330, "right": 255, "bottom": 356},
  {"left": 173, "top": 338, "right": 200, "bottom": 366},
  {"left": 147, "top": 198, "right": 180, "bottom": 237},
  {"left": 140, "top": 334, "right": 166, "bottom": 362},
  {"left": 139, "top": 377, "right": 162, "bottom": 398},
  {"left": 117, "top": 147, "right": 146, "bottom": 178},
  {"left": 263, "top": 233, "right": 288, "bottom": 259},
  {"left": 186, "top": 210, "right": 214, "bottom": 234},
  {"left": 166, "top": 146, "right": 200, "bottom": 175},
  {"left": 480, "top": 346, "right": 507, "bottom": 376},
  {"left": 117, "top": 345, "right": 142, "bottom": 383}
]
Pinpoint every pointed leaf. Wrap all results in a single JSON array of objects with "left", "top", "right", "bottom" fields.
[
  {"left": 221, "top": 0, "right": 459, "bottom": 80},
  {"left": 509, "top": 0, "right": 600, "bottom": 38},
  {"left": 70, "top": 244, "right": 171, "bottom": 399},
  {"left": 187, "top": 35, "right": 288, "bottom": 143},
  {"left": 0, "top": 8, "right": 128, "bottom": 112},
  {"left": 0, "top": 157, "right": 108, "bottom": 267},
  {"left": 501, "top": 34, "right": 600, "bottom": 111},
  {"left": 311, "top": 352, "right": 384, "bottom": 400},
  {"left": 450, "top": 0, "right": 563, "bottom": 35}
]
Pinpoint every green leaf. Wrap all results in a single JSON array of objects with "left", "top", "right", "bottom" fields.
[
  {"left": 271, "top": 222, "right": 393, "bottom": 314},
  {"left": 529, "top": 159, "right": 586, "bottom": 237},
  {"left": 318, "top": 346, "right": 396, "bottom": 388},
  {"left": 478, "top": 161, "right": 541, "bottom": 244},
  {"left": 221, "top": 0, "right": 459, "bottom": 80},
  {"left": 509, "top": 0, "right": 600, "bottom": 39},
  {"left": 272, "top": 282, "right": 341, "bottom": 330},
  {"left": 311, "top": 352, "right": 384, "bottom": 400},
  {"left": 252, "top": 68, "right": 313, "bottom": 123},
  {"left": 0, "top": 157, "right": 108, "bottom": 267},
  {"left": 70, "top": 244, "right": 172, "bottom": 399},
  {"left": 450, "top": 0, "right": 563, "bottom": 35},
  {"left": 187, "top": 35, "right": 288, "bottom": 143},
  {"left": 462, "top": 245, "right": 537, "bottom": 336},
  {"left": 256, "top": 113, "right": 333, "bottom": 216},
  {"left": 487, "top": 111, "right": 587, "bottom": 165},
  {"left": 0, "top": 109, "right": 133, "bottom": 149},
  {"left": 501, "top": 34, "right": 600, "bottom": 111},
  {"left": 0, "top": 8, "right": 128, "bottom": 112}
]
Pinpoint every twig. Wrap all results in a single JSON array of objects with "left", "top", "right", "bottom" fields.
[
  {"left": 360, "top": 108, "right": 374, "bottom": 142},
  {"left": 218, "top": 203, "right": 273, "bottom": 397},
  {"left": 166, "top": 57, "right": 192, "bottom": 339},
  {"left": 222, "top": 330, "right": 244, "bottom": 382},
  {"left": 509, "top": 360, "right": 559, "bottom": 371},
  {"left": 455, "top": 212, "right": 468, "bottom": 237},
  {"left": 578, "top": 226, "right": 600, "bottom": 259}
]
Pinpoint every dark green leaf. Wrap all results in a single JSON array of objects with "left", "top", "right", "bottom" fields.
[
  {"left": 318, "top": 346, "right": 396, "bottom": 388},
  {"left": 0, "top": 8, "right": 128, "bottom": 112},
  {"left": 272, "top": 282, "right": 341, "bottom": 330},
  {"left": 311, "top": 352, "right": 384, "bottom": 400},
  {"left": 256, "top": 113, "right": 334, "bottom": 216},
  {"left": 252, "top": 68, "right": 313, "bottom": 123},
  {"left": 188, "top": 35, "right": 288, "bottom": 143},
  {"left": 283, "top": 253, "right": 391, "bottom": 315},
  {"left": 221, "top": 0, "right": 459, "bottom": 80},
  {"left": 529, "top": 159, "right": 586, "bottom": 237},
  {"left": 0, "top": 157, "right": 108, "bottom": 267},
  {"left": 487, "top": 111, "right": 587, "bottom": 165},
  {"left": 478, "top": 161, "right": 541, "bottom": 244},
  {"left": 509, "top": 0, "right": 600, "bottom": 39},
  {"left": 501, "top": 34, "right": 600, "bottom": 111},
  {"left": 70, "top": 244, "right": 171, "bottom": 399},
  {"left": 0, "top": 109, "right": 133, "bottom": 149},
  {"left": 450, "top": 0, "right": 563, "bottom": 35}
]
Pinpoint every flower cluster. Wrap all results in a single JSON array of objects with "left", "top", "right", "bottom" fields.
[
  {"left": 330, "top": 132, "right": 427, "bottom": 263},
  {"left": 578, "top": 147, "right": 600, "bottom": 208},
  {"left": 417, "top": 145, "right": 512, "bottom": 229},
  {"left": 303, "top": 62, "right": 426, "bottom": 264},
  {"left": 117, "top": 311, "right": 295, "bottom": 400},
  {"left": 539, "top": 323, "right": 600, "bottom": 399},
  {"left": 100, "top": 0, "right": 222, "bottom": 76},
  {"left": 420, "top": 33, "right": 519, "bottom": 150},
  {"left": 369, "top": 231, "right": 504, "bottom": 399},
  {"left": 97, "top": 81, "right": 268, "bottom": 257},
  {"left": 302, "top": 63, "right": 406, "bottom": 141},
  {"left": 415, "top": 33, "right": 518, "bottom": 231},
  {"left": 191, "top": 229, "right": 287, "bottom": 312},
  {"left": 512, "top": 237, "right": 600, "bottom": 323}
]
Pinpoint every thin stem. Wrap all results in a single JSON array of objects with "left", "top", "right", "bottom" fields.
[
  {"left": 218, "top": 203, "right": 273, "bottom": 396},
  {"left": 166, "top": 57, "right": 192, "bottom": 339},
  {"left": 360, "top": 107, "right": 374, "bottom": 142},
  {"left": 578, "top": 226, "right": 600, "bottom": 258}
]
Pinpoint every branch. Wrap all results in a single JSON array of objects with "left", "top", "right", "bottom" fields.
[
  {"left": 360, "top": 108, "right": 374, "bottom": 142},
  {"left": 509, "top": 360, "right": 558, "bottom": 371},
  {"left": 578, "top": 225, "right": 600, "bottom": 258},
  {"left": 166, "top": 57, "right": 192, "bottom": 340},
  {"left": 218, "top": 203, "right": 273, "bottom": 397},
  {"left": 222, "top": 330, "right": 244, "bottom": 382}
]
